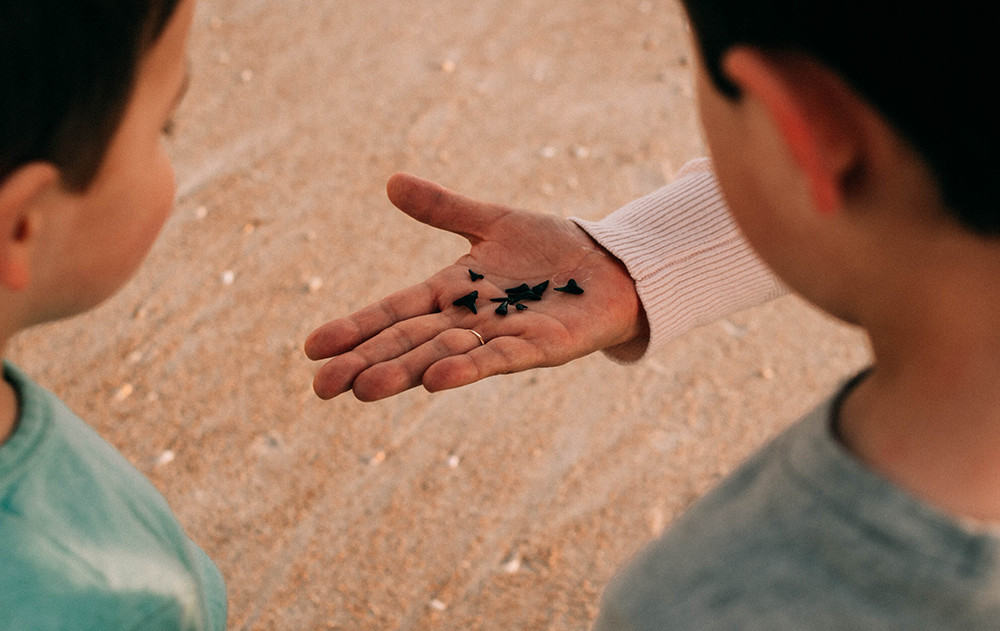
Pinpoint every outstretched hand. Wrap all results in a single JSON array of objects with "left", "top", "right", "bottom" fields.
[{"left": 305, "top": 174, "right": 645, "bottom": 401}]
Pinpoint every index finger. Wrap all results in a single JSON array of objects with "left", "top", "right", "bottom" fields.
[{"left": 304, "top": 281, "right": 438, "bottom": 360}]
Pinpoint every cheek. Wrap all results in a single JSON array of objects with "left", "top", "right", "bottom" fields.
[
  {"left": 134, "top": 147, "right": 177, "bottom": 247},
  {"left": 696, "top": 73, "right": 744, "bottom": 206},
  {"left": 696, "top": 82, "right": 794, "bottom": 287},
  {"left": 150, "top": 144, "right": 177, "bottom": 221},
  {"left": 104, "top": 147, "right": 176, "bottom": 281},
  {"left": 153, "top": 165, "right": 176, "bottom": 234}
]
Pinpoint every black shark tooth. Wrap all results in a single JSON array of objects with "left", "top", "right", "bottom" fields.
[
  {"left": 452, "top": 290, "right": 479, "bottom": 313},
  {"left": 504, "top": 283, "right": 531, "bottom": 296},
  {"left": 554, "top": 279, "right": 584, "bottom": 295}
]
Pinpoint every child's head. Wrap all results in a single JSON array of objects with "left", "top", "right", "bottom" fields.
[
  {"left": 680, "top": 1, "right": 995, "bottom": 237},
  {"left": 1, "top": 0, "right": 182, "bottom": 190},
  {"left": 680, "top": 1, "right": 998, "bottom": 327},
  {"left": 0, "top": 0, "right": 192, "bottom": 332}
]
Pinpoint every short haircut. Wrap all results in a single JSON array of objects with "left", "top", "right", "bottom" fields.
[
  {"left": 682, "top": 1, "right": 997, "bottom": 235},
  {"left": 0, "top": 0, "right": 181, "bottom": 191}
]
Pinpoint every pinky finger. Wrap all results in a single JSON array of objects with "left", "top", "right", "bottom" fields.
[{"left": 421, "top": 335, "right": 545, "bottom": 392}]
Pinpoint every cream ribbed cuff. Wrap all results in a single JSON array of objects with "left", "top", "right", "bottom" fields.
[{"left": 571, "top": 158, "right": 786, "bottom": 362}]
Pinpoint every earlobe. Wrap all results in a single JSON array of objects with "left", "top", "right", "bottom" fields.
[
  {"left": 721, "top": 47, "right": 860, "bottom": 215},
  {"left": 0, "top": 163, "right": 59, "bottom": 291}
]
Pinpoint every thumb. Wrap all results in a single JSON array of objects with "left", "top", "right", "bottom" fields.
[{"left": 385, "top": 173, "right": 508, "bottom": 242}]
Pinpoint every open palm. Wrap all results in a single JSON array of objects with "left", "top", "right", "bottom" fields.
[{"left": 305, "top": 174, "right": 644, "bottom": 401}]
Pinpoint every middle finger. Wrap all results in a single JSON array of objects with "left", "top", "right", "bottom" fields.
[{"left": 312, "top": 310, "right": 459, "bottom": 399}]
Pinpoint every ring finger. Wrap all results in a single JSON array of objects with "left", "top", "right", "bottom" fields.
[
  {"left": 312, "top": 311, "right": 462, "bottom": 399},
  {"left": 350, "top": 327, "right": 492, "bottom": 401}
]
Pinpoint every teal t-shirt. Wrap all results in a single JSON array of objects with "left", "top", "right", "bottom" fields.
[{"left": 0, "top": 362, "right": 227, "bottom": 630}]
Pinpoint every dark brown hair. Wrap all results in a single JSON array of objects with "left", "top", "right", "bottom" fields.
[
  {"left": 682, "top": 1, "right": 996, "bottom": 235},
  {"left": 0, "top": 0, "right": 181, "bottom": 190}
]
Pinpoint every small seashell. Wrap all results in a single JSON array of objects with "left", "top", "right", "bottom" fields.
[
  {"left": 155, "top": 450, "right": 176, "bottom": 467},
  {"left": 719, "top": 319, "right": 746, "bottom": 338},
  {"left": 221, "top": 270, "right": 235, "bottom": 285},
  {"left": 113, "top": 383, "right": 134, "bottom": 402},
  {"left": 429, "top": 599, "right": 447, "bottom": 612},
  {"left": 502, "top": 555, "right": 521, "bottom": 574}
]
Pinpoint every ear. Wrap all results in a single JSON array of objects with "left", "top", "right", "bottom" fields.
[
  {"left": 720, "top": 47, "right": 865, "bottom": 215},
  {"left": 0, "top": 163, "right": 59, "bottom": 291}
]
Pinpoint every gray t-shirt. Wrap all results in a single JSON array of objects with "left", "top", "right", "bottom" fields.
[{"left": 594, "top": 376, "right": 1000, "bottom": 630}]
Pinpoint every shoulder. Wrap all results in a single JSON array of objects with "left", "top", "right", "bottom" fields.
[
  {"left": 2, "top": 362, "right": 174, "bottom": 524},
  {"left": 595, "top": 392, "right": 1000, "bottom": 630},
  {"left": 0, "top": 363, "right": 227, "bottom": 631},
  {"left": 596, "top": 418, "right": 816, "bottom": 629}
]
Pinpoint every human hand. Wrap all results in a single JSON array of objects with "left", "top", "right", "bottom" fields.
[{"left": 305, "top": 174, "right": 646, "bottom": 401}]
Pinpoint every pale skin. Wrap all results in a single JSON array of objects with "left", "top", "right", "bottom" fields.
[
  {"left": 0, "top": 0, "right": 195, "bottom": 444},
  {"left": 308, "top": 47, "right": 1000, "bottom": 522},
  {"left": 304, "top": 180, "right": 646, "bottom": 401},
  {"left": 701, "top": 48, "right": 1000, "bottom": 522}
]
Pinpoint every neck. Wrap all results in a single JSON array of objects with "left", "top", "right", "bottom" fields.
[
  {"left": 0, "top": 345, "right": 16, "bottom": 445},
  {"left": 839, "top": 277, "right": 1000, "bottom": 522}
]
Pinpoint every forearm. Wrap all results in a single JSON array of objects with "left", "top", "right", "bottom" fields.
[{"left": 571, "top": 159, "right": 786, "bottom": 362}]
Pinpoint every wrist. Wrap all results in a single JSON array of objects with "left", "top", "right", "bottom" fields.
[{"left": 570, "top": 222, "right": 649, "bottom": 359}]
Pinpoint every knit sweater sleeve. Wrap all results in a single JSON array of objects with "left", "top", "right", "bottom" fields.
[{"left": 570, "top": 158, "right": 786, "bottom": 362}]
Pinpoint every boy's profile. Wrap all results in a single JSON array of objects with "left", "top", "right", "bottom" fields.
[
  {"left": 307, "top": 0, "right": 1000, "bottom": 627},
  {"left": 1, "top": 0, "right": 226, "bottom": 628}
]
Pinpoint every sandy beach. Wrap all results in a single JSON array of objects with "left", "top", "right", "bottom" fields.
[{"left": 8, "top": 1, "right": 870, "bottom": 629}]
